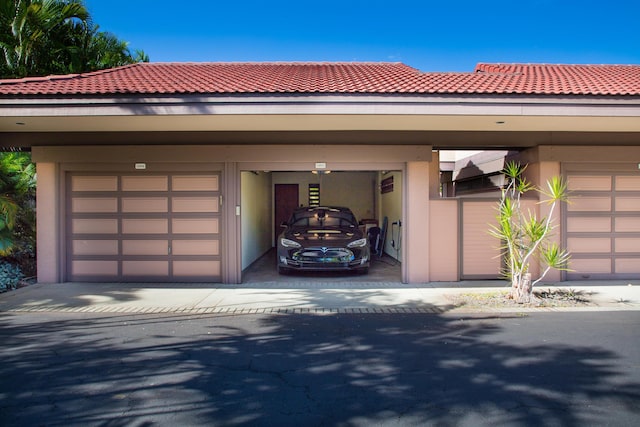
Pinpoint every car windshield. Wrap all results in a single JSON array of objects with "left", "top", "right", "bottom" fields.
[{"left": 289, "top": 208, "right": 358, "bottom": 228}]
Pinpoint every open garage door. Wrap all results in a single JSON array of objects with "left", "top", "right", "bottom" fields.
[
  {"left": 67, "top": 172, "right": 222, "bottom": 282},
  {"left": 240, "top": 169, "right": 403, "bottom": 283}
]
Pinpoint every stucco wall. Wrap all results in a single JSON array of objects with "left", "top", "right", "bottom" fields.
[
  {"left": 35, "top": 162, "right": 59, "bottom": 283},
  {"left": 429, "top": 200, "right": 458, "bottom": 281},
  {"left": 405, "top": 162, "right": 431, "bottom": 283},
  {"left": 241, "top": 171, "right": 272, "bottom": 270}
]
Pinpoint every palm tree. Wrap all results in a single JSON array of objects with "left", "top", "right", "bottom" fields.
[
  {"left": 78, "top": 25, "right": 149, "bottom": 72},
  {"left": 0, "top": 0, "right": 147, "bottom": 78},
  {"left": 0, "top": 0, "right": 89, "bottom": 77}
]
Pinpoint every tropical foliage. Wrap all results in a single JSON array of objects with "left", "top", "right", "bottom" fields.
[
  {"left": 0, "top": 260, "right": 23, "bottom": 292},
  {"left": 490, "top": 162, "right": 571, "bottom": 303},
  {"left": 0, "top": 0, "right": 148, "bottom": 78},
  {"left": 0, "top": 1, "right": 148, "bottom": 286},
  {"left": 0, "top": 152, "right": 36, "bottom": 284}
]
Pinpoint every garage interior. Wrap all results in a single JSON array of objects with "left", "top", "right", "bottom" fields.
[{"left": 241, "top": 169, "right": 403, "bottom": 283}]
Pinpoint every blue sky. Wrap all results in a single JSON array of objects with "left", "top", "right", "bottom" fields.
[{"left": 85, "top": 0, "right": 640, "bottom": 72}]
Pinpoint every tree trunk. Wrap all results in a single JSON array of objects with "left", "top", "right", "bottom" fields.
[{"left": 511, "top": 273, "right": 533, "bottom": 303}]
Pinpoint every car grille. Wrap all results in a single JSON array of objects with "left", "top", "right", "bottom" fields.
[{"left": 293, "top": 248, "right": 354, "bottom": 263}]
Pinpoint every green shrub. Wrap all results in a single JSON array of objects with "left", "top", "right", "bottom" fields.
[
  {"left": 0, "top": 261, "right": 24, "bottom": 292},
  {"left": 4, "top": 245, "right": 36, "bottom": 278}
]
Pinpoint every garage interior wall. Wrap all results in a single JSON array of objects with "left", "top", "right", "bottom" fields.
[
  {"left": 379, "top": 171, "right": 403, "bottom": 261},
  {"left": 271, "top": 171, "right": 377, "bottom": 222},
  {"left": 241, "top": 171, "right": 272, "bottom": 270}
]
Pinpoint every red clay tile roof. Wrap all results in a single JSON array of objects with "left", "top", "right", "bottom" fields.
[
  {"left": 1, "top": 62, "right": 639, "bottom": 96},
  {"left": 473, "top": 63, "right": 640, "bottom": 95}
]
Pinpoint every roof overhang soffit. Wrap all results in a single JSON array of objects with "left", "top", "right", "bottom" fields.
[{"left": 1, "top": 94, "right": 640, "bottom": 133}]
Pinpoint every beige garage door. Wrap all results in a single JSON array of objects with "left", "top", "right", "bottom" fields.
[
  {"left": 565, "top": 173, "right": 640, "bottom": 280},
  {"left": 460, "top": 200, "right": 502, "bottom": 279},
  {"left": 460, "top": 198, "right": 540, "bottom": 280},
  {"left": 67, "top": 173, "right": 222, "bottom": 282}
]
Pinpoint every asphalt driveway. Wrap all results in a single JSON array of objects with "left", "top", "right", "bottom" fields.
[{"left": 1, "top": 311, "right": 639, "bottom": 426}]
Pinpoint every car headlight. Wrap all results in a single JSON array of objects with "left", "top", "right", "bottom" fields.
[
  {"left": 280, "top": 238, "right": 302, "bottom": 248},
  {"left": 347, "top": 238, "right": 368, "bottom": 248}
]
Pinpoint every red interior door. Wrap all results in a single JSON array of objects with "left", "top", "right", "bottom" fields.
[{"left": 274, "top": 184, "right": 299, "bottom": 246}]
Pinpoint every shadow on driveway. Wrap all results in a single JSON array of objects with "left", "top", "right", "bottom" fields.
[{"left": 1, "top": 311, "right": 639, "bottom": 426}]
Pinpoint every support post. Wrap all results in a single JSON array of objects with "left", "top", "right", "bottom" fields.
[
  {"left": 36, "top": 162, "right": 60, "bottom": 283},
  {"left": 403, "top": 161, "right": 431, "bottom": 283},
  {"left": 223, "top": 162, "right": 242, "bottom": 284}
]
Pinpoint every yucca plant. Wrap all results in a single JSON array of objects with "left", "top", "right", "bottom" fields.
[{"left": 490, "top": 162, "right": 571, "bottom": 303}]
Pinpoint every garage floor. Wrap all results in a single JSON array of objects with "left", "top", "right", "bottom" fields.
[{"left": 242, "top": 248, "right": 402, "bottom": 284}]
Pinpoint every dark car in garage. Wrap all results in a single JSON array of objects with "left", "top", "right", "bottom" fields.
[{"left": 277, "top": 206, "right": 370, "bottom": 274}]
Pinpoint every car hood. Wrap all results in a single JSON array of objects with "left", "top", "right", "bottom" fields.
[{"left": 282, "top": 227, "right": 362, "bottom": 244}]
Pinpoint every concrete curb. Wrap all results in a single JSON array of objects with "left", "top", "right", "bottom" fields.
[
  {"left": 1, "top": 281, "right": 638, "bottom": 315},
  {"left": 3, "top": 303, "right": 639, "bottom": 316}
]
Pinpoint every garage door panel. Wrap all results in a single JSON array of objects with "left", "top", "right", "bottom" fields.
[
  {"left": 569, "top": 258, "right": 612, "bottom": 274},
  {"left": 72, "top": 198, "right": 118, "bottom": 213},
  {"left": 567, "top": 217, "right": 611, "bottom": 233},
  {"left": 616, "top": 258, "right": 640, "bottom": 274},
  {"left": 72, "top": 176, "right": 118, "bottom": 192},
  {"left": 73, "top": 240, "right": 119, "bottom": 256},
  {"left": 68, "top": 173, "right": 222, "bottom": 282},
  {"left": 173, "top": 175, "right": 219, "bottom": 191},
  {"left": 122, "top": 197, "right": 168, "bottom": 213},
  {"left": 122, "top": 240, "right": 169, "bottom": 256},
  {"left": 72, "top": 260, "right": 119, "bottom": 276},
  {"left": 73, "top": 219, "right": 119, "bottom": 234},
  {"left": 172, "top": 240, "right": 220, "bottom": 256},
  {"left": 173, "top": 261, "right": 221, "bottom": 277},
  {"left": 567, "top": 237, "right": 611, "bottom": 253},
  {"left": 565, "top": 171, "right": 640, "bottom": 280},
  {"left": 123, "top": 261, "right": 169, "bottom": 276},
  {"left": 122, "top": 219, "right": 169, "bottom": 234},
  {"left": 615, "top": 196, "right": 640, "bottom": 212},
  {"left": 567, "top": 176, "right": 611, "bottom": 191},
  {"left": 615, "top": 238, "right": 640, "bottom": 253},
  {"left": 567, "top": 196, "right": 611, "bottom": 212},
  {"left": 121, "top": 175, "right": 168, "bottom": 191},
  {"left": 615, "top": 176, "right": 640, "bottom": 191},
  {"left": 615, "top": 217, "right": 640, "bottom": 232},
  {"left": 172, "top": 218, "right": 219, "bottom": 234},
  {"left": 172, "top": 197, "right": 219, "bottom": 213}
]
